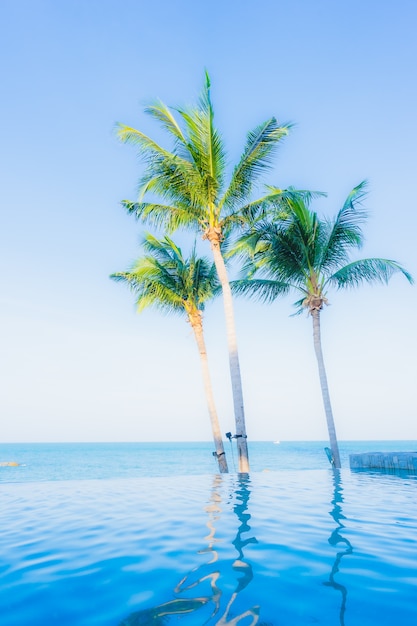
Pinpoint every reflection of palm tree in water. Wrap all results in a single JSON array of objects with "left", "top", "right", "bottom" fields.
[
  {"left": 119, "top": 475, "right": 260, "bottom": 625},
  {"left": 323, "top": 470, "right": 353, "bottom": 626},
  {"left": 215, "top": 475, "right": 260, "bottom": 624}
]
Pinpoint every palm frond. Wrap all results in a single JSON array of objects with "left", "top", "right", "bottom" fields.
[
  {"left": 121, "top": 200, "right": 204, "bottom": 232},
  {"left": 232, "top": 216, "right": 311, "bottom": 285},
  {"left": 290, "top": 295, "right": 309, "bottom": 316},
  {"left": 221, "top": 118, "right": 292, "bottom": 212},
  {"left": 143, "top": 153, "right": 207, "bottom": 205},
  {"left": 110, "top": 266, "right": 185, "bottom": 316},
  {"left": 220, "top": 188, "right": 325, "bottom": 236},
  {"left": 265, "top": 186, "right": 327, "bottom": 212},
  {"left": 111, "top": 235, "right": 221, "bottom": 317},
  {"left": 327, "top": 258, "right": 414, "bottom": 289},
  {"left": 266, "top": 230, "right": 312, "bottom": 284},
  {"left": 115, "top": 124, "right": 170, "bottom": 157},
  {"left": 319, "top": 182, "right": 369, "bottom": 274},
  {"left": 174, "top": 74, "right": 226, "bottom": 205},
  {"left": 226, "top": 229, "right": 262, "bottom": 260},
  {"left": 341, "top": 179, "right": 369, "bottom": 212},
  {"left": 144, "top": 100, "right": 187, "bottom": 144},
  {"left": 223, "top": 193, "right": 279, "bottom": 228},
  {"left": 231, "top": 278, "right": 291, "bottom": 303},
  {"left": 263, "top": 198, "right": 321, "bottom": 280},
  {"left": 141, "top": 233, "right": 185, "bottom": 266},
  {"left": 117, "top": 121, "right": 211, "bottom": 212}
]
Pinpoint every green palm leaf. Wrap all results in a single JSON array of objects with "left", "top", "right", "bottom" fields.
[
  {"left": 121, "top": 200, "right": 204, "bottom": 231},
  {"left": 144, "top": 100, "right": 188, "bottom": 144},
  {"left": 116, "top": 124, "right": 170, "bottom": 158},
  {"left": 231, "top": 278, "right": 291, "bottom": 303},
  {"left": 221, "top": 118, "right": 292, "bottom": 213},
  {"left": 319, "top": 181, "right": 369, "bottom": 273},
  {"left": 110, "top": 234, "right": 220, "bottom": 315},
  {"left": 341, "top": 179, "right": 369, "bottom": 212},
  {"left": 327, "top": 258, "right": 414, "bottom": 289}
]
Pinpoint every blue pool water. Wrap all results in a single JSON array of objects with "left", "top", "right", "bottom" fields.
[{"left": 1, "top": 443, "right": 416, "bottom": 624}]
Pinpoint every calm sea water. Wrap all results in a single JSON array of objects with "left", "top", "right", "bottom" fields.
[
  {"left": 1, "top": 442, "right": 416, "bottom": 625},
  {"left": 1, "top": 440, "right": 417, "bottom": 482}
]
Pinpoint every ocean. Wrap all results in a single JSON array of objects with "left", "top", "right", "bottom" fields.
[
  {"left": 1, "top": 441, "right": 416, "bottom": 625},
  {"left": 2, "top": 440, "right": 417, "bottom": 482}
]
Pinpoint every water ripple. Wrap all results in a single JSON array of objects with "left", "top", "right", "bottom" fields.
[{"left": 0, "top": 470, "right": 416, "bottom": 625}]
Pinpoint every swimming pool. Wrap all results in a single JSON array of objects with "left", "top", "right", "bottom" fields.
[{"left": 1, "top": 469, "right": 416, "bottom": 625}]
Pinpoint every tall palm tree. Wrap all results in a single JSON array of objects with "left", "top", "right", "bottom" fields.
[
  {"left": 231, "top": 182, "right": 413, "bottom": 468},
  {"left": 116, "top": 73, "right": 292, "bottom": 472},
  {"left": 111, "top": 234, "right": 229, "bottom": 473}
]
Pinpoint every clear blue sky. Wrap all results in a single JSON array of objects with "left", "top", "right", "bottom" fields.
[{"left": 1, "top": 0, "right": 416, "bottom": 443}]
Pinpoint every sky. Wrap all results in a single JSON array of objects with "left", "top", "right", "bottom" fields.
[{"left": 1, "top": 0, "right": 416, "bottom": 444}]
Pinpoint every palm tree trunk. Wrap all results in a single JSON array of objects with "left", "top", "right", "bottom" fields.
[
  {"left": 208, "top": 235, "right": 250, "bottom": 473},
  {"left": 190, "top": 312, "right": 229, "bottom": 473},
  {"left": 311, "top": 309, "right": 341, "bottom": 468}
]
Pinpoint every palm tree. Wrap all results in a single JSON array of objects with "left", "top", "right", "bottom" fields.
[
  {"left": 111, "top": 234, "right": 229, "bottom": 473},
  {"left": 116, "top": 73, "right": 292, "bottom": 472},
  {"left": 231, "top": 182, "right": 413, "bottom": 468}
]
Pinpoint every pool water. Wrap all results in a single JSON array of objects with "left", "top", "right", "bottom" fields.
[{"left": 1, "top": 468, "right": 416, "bottom": 625}]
